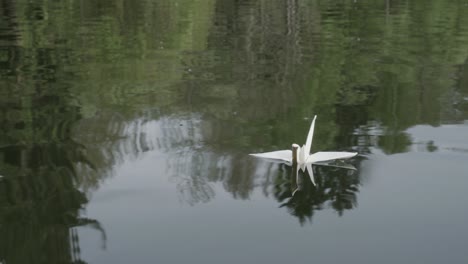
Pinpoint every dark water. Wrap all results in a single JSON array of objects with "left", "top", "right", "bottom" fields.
[{"left": 1, "top": 0, "right": 468, "bottom": 263}]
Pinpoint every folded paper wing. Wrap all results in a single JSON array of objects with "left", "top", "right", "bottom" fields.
[
  {"left": 317, "top": 162, "right": 357, "bottom": 170},
  {"left": 249, "top": 150, "right": 357, "bottom": 164},
  {"left": 306, "top": 151, "right": 357, "bottom": 163},
  {"left": 249, "top": 150, "right": 292, "bottom": 164}
]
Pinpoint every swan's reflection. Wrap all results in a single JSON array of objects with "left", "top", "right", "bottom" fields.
[{"left": 275, "top": 160, "right": 360, "bottom": 225}]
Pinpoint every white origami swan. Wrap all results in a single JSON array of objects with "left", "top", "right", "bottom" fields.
[{"left": 250, "top": 115, "right": 357, "bottom": 183}]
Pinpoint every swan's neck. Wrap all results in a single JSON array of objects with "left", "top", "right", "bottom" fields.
[{"left": 292, "top": 144, "right": 299, "bottom": 165}]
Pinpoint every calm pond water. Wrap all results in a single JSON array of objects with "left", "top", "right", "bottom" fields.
[{"left": 1, "top": 1, "right": 468, "bottom": 263}]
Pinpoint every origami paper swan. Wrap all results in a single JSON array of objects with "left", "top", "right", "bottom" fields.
[{"left": 250, "top": 115, "right": 357, "bottom": 176}]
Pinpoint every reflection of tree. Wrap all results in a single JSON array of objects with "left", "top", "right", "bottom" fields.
[
  {"left": 0, "top": 3, "right": 103, "bottom": 262},
  {"left": 0, "top": 96, "right": 104, "bottom": 263},
  {"left": 172, "top": 150, "right": 217, "bottom": 205},
  {"left": 274, "top": 162, "right": 361, "bottom": 225},
  {"left": 0, "top": 167, "right": 106, "bottom": 264},
  {"left": 97, "top": 113, "right": 361, "bottom": 223}
]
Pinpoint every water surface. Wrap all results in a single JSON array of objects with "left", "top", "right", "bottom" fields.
[{"left": 1, "top": 1, "right": 468, "bottom": 263}]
